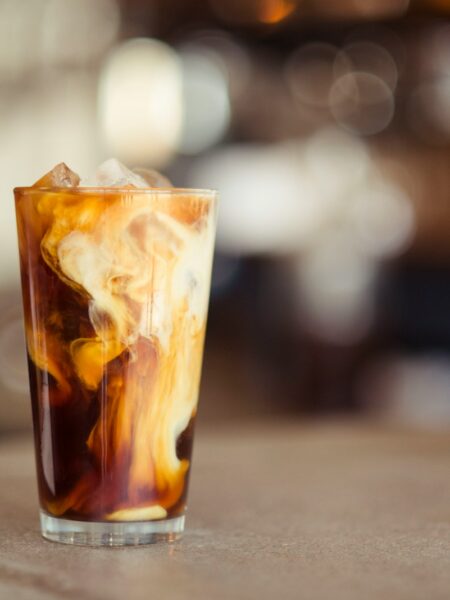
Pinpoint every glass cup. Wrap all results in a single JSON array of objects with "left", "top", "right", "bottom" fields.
[{"left": 14, "top": 185, "right": 217, "bottom": 546}]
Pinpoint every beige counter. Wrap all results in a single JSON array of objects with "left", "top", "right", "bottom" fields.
[{"left": 0, "top": 421, "right": 449, "bottom": 600}]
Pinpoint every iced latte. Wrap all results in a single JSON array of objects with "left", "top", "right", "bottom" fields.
[{"left": 14, "top": 160, "right": 217, "bottom": 545}]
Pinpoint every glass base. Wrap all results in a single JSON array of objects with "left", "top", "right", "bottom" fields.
[{"left": 40, "top": 511, "right": 185, "bottom": 546}]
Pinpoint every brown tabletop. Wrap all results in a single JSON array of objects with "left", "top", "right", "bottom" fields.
[{"left": 0, "top": 421, "right": 449, "bottom": 600}]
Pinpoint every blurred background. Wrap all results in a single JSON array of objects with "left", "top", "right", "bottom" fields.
[{"left": 1, "top": 0, "right": 450, "bottom": 433}]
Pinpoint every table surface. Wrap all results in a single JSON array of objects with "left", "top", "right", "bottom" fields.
[{"left": 0, "top": 420, "right": 449, "bottom": 600}]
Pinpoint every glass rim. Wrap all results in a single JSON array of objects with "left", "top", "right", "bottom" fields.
[{"left": 14, "top": 186, "right": 218, "bottom": 197}]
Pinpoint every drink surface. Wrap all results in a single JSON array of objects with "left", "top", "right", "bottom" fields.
[{"left": 15, "top": 187, "right": 216, "bottom": 522}]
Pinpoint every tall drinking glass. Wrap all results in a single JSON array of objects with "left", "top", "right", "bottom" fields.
[{"left": 14, "top": 185, "right": 217, "bottom": 546}]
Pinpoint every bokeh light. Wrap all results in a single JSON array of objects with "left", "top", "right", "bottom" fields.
[
  {"left": 209, "top": 0, "right": 298, "bottom": 25},
  {"left": 99, "top": 38, "right": 182, "bottom": 167},
  {"left": 344, "top": 25, "right": 406, "bottom": 78},
  {"left": 303, "top": 127, "right": 371, "bottom": 204},
  {"left": 189, "top": 143, "right": 320, "bottom": 254},
  {"left": 334, "top": 42, "right": 398, "bottom": 91},
  {"left": 259, "top": 0, "right": 297, "bottom": 24},
  {"left": 330, "top": 71, "right": 395, "bottom": 135},
  {"left": 179, "top": 44, "right": 231, "bottom": 155}
]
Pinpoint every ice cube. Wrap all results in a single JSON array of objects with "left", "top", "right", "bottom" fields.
[
  {"left": 132, "top": 167, "right": 172, "bottom": 188},
  {"left": 106, "top": 505, "right": 167, "bottom": 522},
  {"left": 33, "top": 163, "right": 80, "bottom": 188},
  {"left": 80, "top": 158, "right": 148, "bottom": 188}
]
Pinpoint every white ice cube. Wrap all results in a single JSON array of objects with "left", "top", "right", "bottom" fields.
[{"left": 80, "top": 158, "right": 148, "bottom": 188}]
